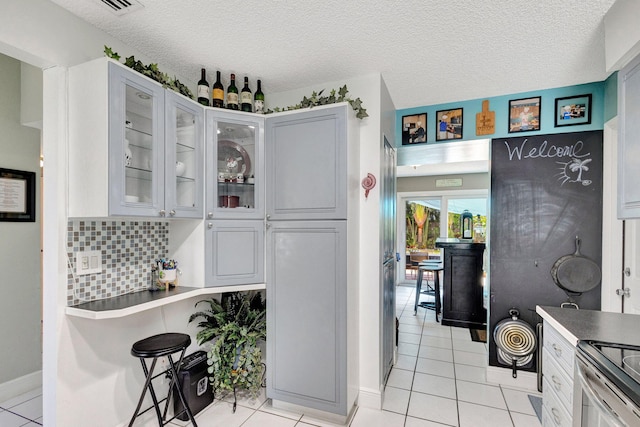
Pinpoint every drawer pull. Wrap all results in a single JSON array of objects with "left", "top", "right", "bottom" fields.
[
  {"left": 551, "top": 407, "right": 562, "bottom": 425},
  {"left": 551, "top": 375, "right": 562, "bottom": 390},
  {"left": 552, "top": 344, "right": 563, "bottom": 357}
]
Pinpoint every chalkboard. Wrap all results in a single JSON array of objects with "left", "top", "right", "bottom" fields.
[{"left": 489, "top": 130, "right": 603, "bottom": 372}]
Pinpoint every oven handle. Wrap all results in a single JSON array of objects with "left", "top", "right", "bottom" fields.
[{"left": 575, "top": 356, "right": 627, "bottom": 427}]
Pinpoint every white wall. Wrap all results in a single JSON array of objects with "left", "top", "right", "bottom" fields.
[
  {"left": 604, "top": 0, "right": 640, "bottom": 72},
  {"left": 0, "top": 2, "right": 193, "bottom": 425},
  {"left": 0, "top": 53, "right": 42, "bottom": 397}
]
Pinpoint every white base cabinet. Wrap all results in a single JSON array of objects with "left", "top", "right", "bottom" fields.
[{"left": 542, "top": 321, "right": 575, "bottom": 427}]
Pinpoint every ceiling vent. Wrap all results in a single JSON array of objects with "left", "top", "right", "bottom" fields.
[{"left": 98, "top": 0, "right": 144, "bottom": 16}]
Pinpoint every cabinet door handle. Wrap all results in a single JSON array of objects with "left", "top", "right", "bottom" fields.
[
  {"left": 265, "top": 223, "right": 271, "bottom": 229},
  {"left": 266, "top": 214, "right": 271, "bottom": 220},
  {"left": 552, "top": 344, "right": 562, "bottom": 357},
  {"left": 625, "top": 267, "right": 631, "bottom": 277},
  {"left": 207, "top": 212, "right": 213, "bottom": 219},
  {"left": 551, "top": 407, "right": 561, "bottom": 425},
  {"left": 159, "top": 210, "right": 166, "bottom": 217},
  {"left": 551, "top": 375, "right": 562, "bottom": 390},
  {"left": 207, "top": 223, "right": 213, "bottom": 229},
  {"left": 169, "top": 210, "right": 176, "bottom": 216}
]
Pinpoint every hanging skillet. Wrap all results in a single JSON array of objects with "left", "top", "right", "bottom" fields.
[
  {"left": 550, "top": 236, "right": 601, "bottom": 308},
  {"left": 493, "top": 309, "right": 537, "bottom": 378}
]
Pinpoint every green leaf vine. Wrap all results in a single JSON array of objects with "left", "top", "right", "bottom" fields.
[
  {"left": 104, "top": 46, "right": 194, "bottom": 99},
  {"left": 266, "top": 85, "right": 369, "bottom": 119}
]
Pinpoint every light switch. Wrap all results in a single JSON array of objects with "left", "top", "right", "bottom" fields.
[{"left": 75, "top": 250, "right": 102, "bottom": 275}]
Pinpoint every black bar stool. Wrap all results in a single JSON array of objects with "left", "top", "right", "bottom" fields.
[
  {"left": 129, "top": 333, "right": 198, "bottom": 427},
  {"left": 414, "top": 261, "right": 443, "bottom": 321}
]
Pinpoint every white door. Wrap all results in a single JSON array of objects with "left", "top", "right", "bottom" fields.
[{"left": 623, "top": 219, "right": 640, "bottom": 313}]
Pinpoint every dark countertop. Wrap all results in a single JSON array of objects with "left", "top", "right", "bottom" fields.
[
  {"left": 71, "top": 286, "right": 200, "bottom": 312},
  {"left": 435, "top": 241, "right": 486, "bottom": 250},
  {"left": 66, "top": 283, "right": 266, "bottom": 319},
  {"left": 537, "top": 305, "right": 640, "bottom": 347}
]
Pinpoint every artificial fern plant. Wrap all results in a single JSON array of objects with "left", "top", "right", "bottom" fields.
[{"left": 188, "top": 291, "right": 266, "bottom": 400}]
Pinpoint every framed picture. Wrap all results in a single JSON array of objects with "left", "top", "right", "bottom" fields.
[
  {"left": 436, "top": 108, "right": 463, "bottom": 141},
  {"left": 0, "top": 168, "right": 36, "bottom": 222},
  {"left": 554, "top": 94, "right": 592, "bottom": 127},
  {"left": 401, "top": 113, "right": 427, "bottom": 145},
  {"left": 508, "top": 97, "right": 541, "bottom": 133}
]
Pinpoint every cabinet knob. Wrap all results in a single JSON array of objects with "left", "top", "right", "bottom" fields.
[
  {"left": 266, "top": 223, "right": 271, "bottom": 229},
  {"left": 207, "top": 212, "right": 213, "bottom": 219},
  {"left": 169, "top": 210, "right": 176, "bottom": 216},
  {"left": 551, "top": 375, "right": 562, "bottom": 390},
  {"left": 616, "top": 287, "right": 631, "bottom": 297},
  {"left": 624, "top": 267, "right": 631, "bottom": 277},
  {"left": 551, "top": 407, "right": 561, "bottom": 424},
  {"left": 207, "top": 223, "right": 213, "bottom": 229},
  {"left": 266, "top": 215, "right": 271, "bottom": 220},
  {"left": 159, "top": 210, "right": 166, "bottom": 217},
  {"left": 552, "top": 344, "right": 562, "bottom": 357}
]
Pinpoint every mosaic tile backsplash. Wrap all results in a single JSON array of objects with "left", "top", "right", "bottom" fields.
[{"left": 67, "top": 219, "right": 169, "bottom": 306}]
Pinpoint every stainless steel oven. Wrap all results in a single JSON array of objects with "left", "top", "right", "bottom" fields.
[{"left": 574, "top": 341, "right": 640, "bottom": 426}]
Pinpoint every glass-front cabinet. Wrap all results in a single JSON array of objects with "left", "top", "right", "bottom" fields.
[
  {"left": 165, "top": 91, "right": 204, "bottom": 218},
  {"left": 103, "top": 60, "right": 203, "bottom": 218},
  {"left": 205, "top": 110, "right": 264, "bottom": 219}
]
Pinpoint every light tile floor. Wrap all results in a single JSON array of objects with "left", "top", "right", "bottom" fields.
[
  {"left": 2, "top": 286, "right": 542, "bottom": 427},
  {"left": 0, "top": 388, "right": 42, "bottom": 426}
]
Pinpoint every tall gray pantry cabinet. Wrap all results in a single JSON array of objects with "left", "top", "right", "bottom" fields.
[{"left": 265, "top": 105, "right": 360, "bottom": 418}]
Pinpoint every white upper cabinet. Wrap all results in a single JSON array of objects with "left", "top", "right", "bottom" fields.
[
  {"left": 68, "top": 58, "right": 204, "bottom": 218},
  {"left": 618, "top": 53, "right": 640, "bottom": 219}
]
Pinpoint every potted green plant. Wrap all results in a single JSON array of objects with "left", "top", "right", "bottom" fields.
[{"left": 188, "top": 291, "right": 266, "bottom": 410}]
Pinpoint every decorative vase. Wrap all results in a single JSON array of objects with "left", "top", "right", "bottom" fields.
[{"left": 124, "top": 139, "right": 132, "bottom": 167}]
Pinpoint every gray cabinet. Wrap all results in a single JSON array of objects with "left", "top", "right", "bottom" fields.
[
  {"left": 618, "top": 52, "right": 640, "bottom": 219},
  {"left": 266, "top": 107, "right": 348, "bottom": 220},
  {"left": 68, "top": 58, "right": 204, "bottom": 218},
  {"left": 203, "top": 110, "right": 265, "bottom": 287},
  {"left": 266, "top": 221, "right": 348, "bottom": 414},
  {"left": 205, "top": 110, "right": 264, "bottom": 220},
  {"left": 265, "top": 104, "right": 359, "bottom": 418},
  {"left": 205, "top": 220, "right": 264, "bottom": 286}
]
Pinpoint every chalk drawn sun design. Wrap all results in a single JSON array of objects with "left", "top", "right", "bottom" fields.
[{"left": 556, "top": 157, "right": 592, "bottom": 186}]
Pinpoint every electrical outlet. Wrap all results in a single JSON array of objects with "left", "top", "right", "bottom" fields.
[{"left": 75, "top": 250, "right": 102, "bottom": 275}]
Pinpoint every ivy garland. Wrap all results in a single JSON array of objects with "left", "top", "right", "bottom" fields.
[
  {"left": 104, "top": 46, "right": 194, "bottom": 99},
  {"left": 104, "top": 46, "right": 368, "bottom": 119},
  {"left": 266, "top": 85, "right": 369, "bottom": 119}
]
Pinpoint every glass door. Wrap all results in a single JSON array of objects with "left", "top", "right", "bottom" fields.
[
  {"left": 108, "top": 62, "right": 164, "bottom": 216},
  {"left": 206, "top": 110, "right": 264, "bottom": 219},
  {"left": 405, "top": 199, "right": 441, "bottom": 280},
  {"left": 165, "top": 91, "right": 204, "bottom": 218}
]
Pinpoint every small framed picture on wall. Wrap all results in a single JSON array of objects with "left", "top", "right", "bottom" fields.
[
  {"left": 554, "top": 94, "right": 592, "bottom": 127},
  {"left": 508, "top": 97, "right": 541, "bottom": 133},
  {"left": 436, "top": 108, "right": 463, "bottom": 141},
  {"left": 401, "top": 113, "right": 428, "bottom": 145},
  {"left": 0, "top": 168, "right": 36, "bottom": 222}
]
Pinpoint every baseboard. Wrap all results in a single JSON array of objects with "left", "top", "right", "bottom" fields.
[
  {"left": 271, "top": 399, "right": 356, "bottom": 425},
  {"left": 357, "top": 386, "right": 383, "bottom": 410},
  {"left": 0, "top": 370, "right": 42, "bottom": 402},
  {"left": 486, "top": 366, "right": 539, "bottom": 392}
]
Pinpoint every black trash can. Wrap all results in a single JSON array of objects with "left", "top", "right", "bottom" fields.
[{"left": 172, "top": 350, "right": 213, "bottom": 420}]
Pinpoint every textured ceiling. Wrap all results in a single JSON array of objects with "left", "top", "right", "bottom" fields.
[{"left": 49, "top": 0, "right": 616, "bottom": 110}]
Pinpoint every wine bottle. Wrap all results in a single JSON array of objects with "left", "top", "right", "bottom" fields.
[
  {"left": 226, "top": 73, "right": 239, "bottom": 110},
  {"left": 197, "top": 68, "right": 209, "bottom": 106},
  {"left": 212, "top": 71, "right": 224, "bottom": 108},
  {"left": 240, "top": 77, "right": 252, "bottom": 112},
  {"left": 254, "top": 79, "right": 265, "bottom": 114}
]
